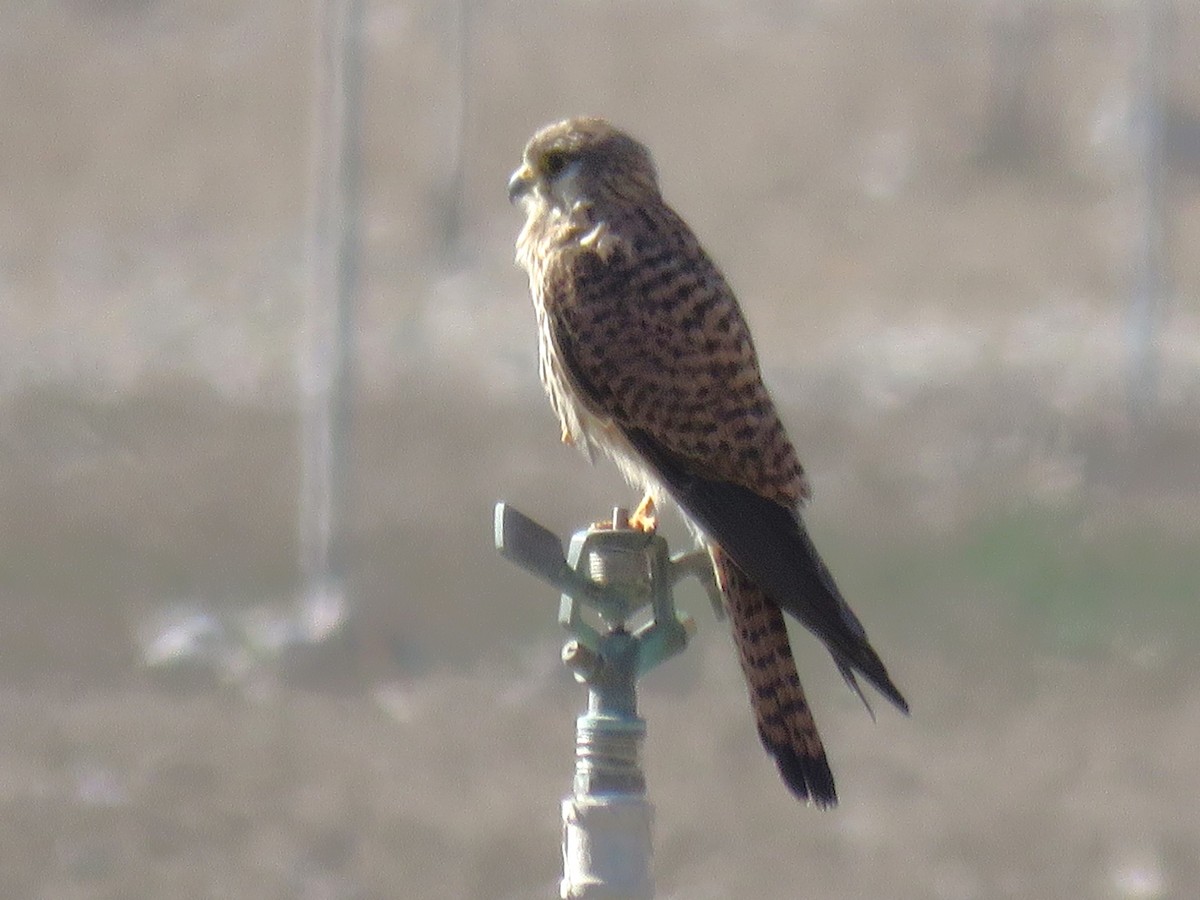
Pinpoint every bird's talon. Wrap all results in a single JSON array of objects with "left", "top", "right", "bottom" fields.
[{"left": 629, "top": 496, "right": 658, "bottom": 533}]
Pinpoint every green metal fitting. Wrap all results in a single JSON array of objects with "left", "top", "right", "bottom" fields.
[
  {"left": 496, "top": 501, "right": 723, "bottom": 802},
  {"left": 495, "top": 503, "right": 720, "bottom": 685},
  {"left": 497, "top": 501, "right": 729, "bottom": 895}
]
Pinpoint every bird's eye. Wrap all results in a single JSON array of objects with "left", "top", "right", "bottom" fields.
[{"left": 542, "top": 150, "right": 569, "bottom": 178}]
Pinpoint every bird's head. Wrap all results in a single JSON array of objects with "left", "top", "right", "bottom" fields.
[{"left": 508, "top": 117, "right": 660, "bottom": 214}]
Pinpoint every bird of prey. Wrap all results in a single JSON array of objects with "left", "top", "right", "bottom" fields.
[{"left": 508, "top": 116, "right": 907, "bottom": 807}]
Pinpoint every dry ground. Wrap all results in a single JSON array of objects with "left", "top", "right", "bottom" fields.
[{"left": 2, "top": 1, "right": 1200, "bottom": 898}]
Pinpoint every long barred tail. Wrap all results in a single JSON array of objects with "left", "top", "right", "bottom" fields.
[{"left": 711, "top": 545, "right": 838, "bottom": 808}]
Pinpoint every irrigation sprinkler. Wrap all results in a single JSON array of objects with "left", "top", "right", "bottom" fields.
[{"left": 495, "top": 503, "right": 722, "bottom": 899}]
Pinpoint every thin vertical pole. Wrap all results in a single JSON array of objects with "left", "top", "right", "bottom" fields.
[
  {"left": 302, "top": 0, "right": 363, "bottom": 598},
  {"left": 1127, "top": 0, "right": 1167, "bottom": 427},
  {"left": 440, "top": 0, "right": 472, "bottom": 259}
]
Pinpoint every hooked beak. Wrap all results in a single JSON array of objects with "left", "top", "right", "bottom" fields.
[{"left": 507, "top": 164, "right": 534, "bottom": 204}]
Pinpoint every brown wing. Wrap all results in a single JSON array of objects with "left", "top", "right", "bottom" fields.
[
  {"left": 543, "top": 210, "right": 908, "bottom": 715},
  {"left": 541, "top": 207, "right": 809, "bottom": 507}
]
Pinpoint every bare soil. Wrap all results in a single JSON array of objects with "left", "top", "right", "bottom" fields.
[{"left": 3, "top": 2, "right": 1200, "bottom": 897}]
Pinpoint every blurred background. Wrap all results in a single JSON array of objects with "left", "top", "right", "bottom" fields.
[{"left": 4, "top": 0, "right": 1199, "bottom": 897}]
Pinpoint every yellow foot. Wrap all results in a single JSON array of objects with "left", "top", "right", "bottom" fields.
[
  {"left": 629, "top": 495, "right": 658, "bottom": 533},
  {"left": 560, "top": 426, "right": 575, "bottom": 447}
]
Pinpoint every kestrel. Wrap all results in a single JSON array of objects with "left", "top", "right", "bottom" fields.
[{"left": 508, "top": 117, "right": 907, "bottom": 807}]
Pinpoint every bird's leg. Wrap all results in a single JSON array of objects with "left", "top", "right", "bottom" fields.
[
  {"left": 629, "top": 494, "right": 658, "bottom": 533},
  {"left": 561, "top": 424, "right": 575, "bottom": 447},
  {"left": 588, "top": 498, "right": 655, "bottom": 533}
]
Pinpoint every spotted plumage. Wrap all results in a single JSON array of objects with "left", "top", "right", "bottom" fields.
[{"left": 509, "top": 117, "right": 907, "bottom": 807}]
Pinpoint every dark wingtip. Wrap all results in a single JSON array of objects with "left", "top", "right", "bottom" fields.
[
  {"left": 875, "top": 675, "right": 910, "bottom": 716},
  {"left": 774, "top": 745, "right": 838, "bottom": 809},
  {"left": 878, "top": 672, "right": 911, "bottom": 716},
  {"left": 841, "top": 646, "right": 910, "bottom": 716}
]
